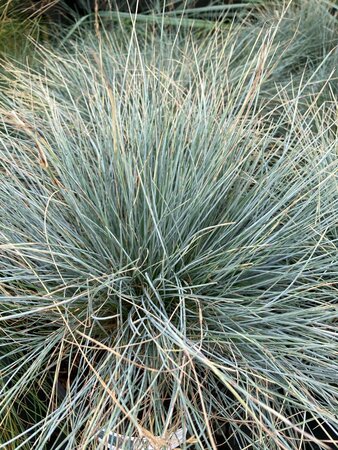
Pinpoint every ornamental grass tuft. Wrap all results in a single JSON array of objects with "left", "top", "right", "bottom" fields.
[{"left": 0, "top": 1, "right": 337, "bottom": 449}]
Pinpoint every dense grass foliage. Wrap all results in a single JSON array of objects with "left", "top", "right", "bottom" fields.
[{"left": 0, "top": 1, "right": 338, "bottom": 449}]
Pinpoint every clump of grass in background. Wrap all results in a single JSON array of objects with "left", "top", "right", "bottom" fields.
[
  {"left": 0, "top": 1, "right": 338, "bottom": 449},
  {"left": 0, "top": 0, "right": 66, "bottom": 67},
  {"left": 0, "top": 1, "right": 42, "bottom": 61}
]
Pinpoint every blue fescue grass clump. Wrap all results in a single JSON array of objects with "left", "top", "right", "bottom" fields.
[{"left": 0, "top": 1, "right": 337, "bottom": 449}]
